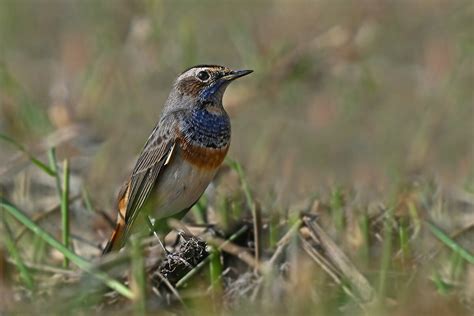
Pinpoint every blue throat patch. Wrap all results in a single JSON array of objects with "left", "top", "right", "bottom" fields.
[
  {"left": 199, "top": 80, "right": 224, "bottom": 102},
  {"left": 180, "top": 108, "right": 230, "bottom": 149}
]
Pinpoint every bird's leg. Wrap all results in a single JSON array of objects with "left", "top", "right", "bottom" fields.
[
  {"left": 203, "top": 224, "right": 223, "bottom": 237},
  {"left": 146, "top": 215, "right": 170, "bottom": 255}
]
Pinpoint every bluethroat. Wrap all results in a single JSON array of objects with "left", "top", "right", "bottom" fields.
[{"left": 102, "top": 65, "right": 253, "bottom": 254}]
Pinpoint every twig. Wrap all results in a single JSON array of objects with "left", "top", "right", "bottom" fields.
[{"left": 153, "top": 271, "right": 186, "bottom": 306}]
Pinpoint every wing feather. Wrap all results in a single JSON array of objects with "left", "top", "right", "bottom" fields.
[{"left": 122, "top": 123, "right": 176, "bottom": 233}]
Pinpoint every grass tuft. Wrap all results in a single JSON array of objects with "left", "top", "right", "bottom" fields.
[{"left": 0, "top": 198, "right": 134, "bottom": 299}]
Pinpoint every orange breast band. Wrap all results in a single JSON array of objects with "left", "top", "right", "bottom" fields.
[{"left": 177, "top": 135, "right": 229, "bottom": 170}]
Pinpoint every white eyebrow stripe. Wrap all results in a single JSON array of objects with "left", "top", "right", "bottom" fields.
[
  {"left": 176, "top": 67, "right": 206, "bottom": 81},
  {"left": 176, "top": 66, "right": 228, "bottom": 82}
]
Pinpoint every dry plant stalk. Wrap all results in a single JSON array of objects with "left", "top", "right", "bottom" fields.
[{"left": 301, "top": 216, "right": 375, "bottom": 303}]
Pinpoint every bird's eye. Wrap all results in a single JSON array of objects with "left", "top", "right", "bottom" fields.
[{"left": 196, "top": 71, "right": 210, "bottom": 81}]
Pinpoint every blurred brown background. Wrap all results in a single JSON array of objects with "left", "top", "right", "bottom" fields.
[{"left": 1, "top": 0, "right": 472, "bottom": 210}]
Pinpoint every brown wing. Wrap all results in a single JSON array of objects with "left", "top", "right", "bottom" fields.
[
  {"left": 103, "top": 124, "right": 176, "bottom": 254},
  {"left": 121, "top": 124, "right": 176, "bottom": 238},
  {"left": 102, "top": 110, "right": 189, "bottom": 254}
]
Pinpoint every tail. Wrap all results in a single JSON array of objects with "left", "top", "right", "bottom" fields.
[
  {"left": 102, "top": 182, "right": 129, "bottom": 255},
  {"left": 102, "top": 221, "right": 126, "bottom": 255}
]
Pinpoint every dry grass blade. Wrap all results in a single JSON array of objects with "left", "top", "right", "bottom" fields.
[
  {"left": 268, "top": 218, "right": 303, "bottom": 267},
  {"left": 0, "top": 126, "right": 81, "bottom": 178},
  {"left": 204, "top": 235, "right": 261, "bottom": 273},
  {"left": 251, "top": 218, "right": 303, "bottom": 301},
  {"left": 302, "top": 216, "right": 375, "bottom": 303},
  {"left": 299, "top": 235, "right": 362, "bottom": 306},
  {"left": 0, "top": 133, "right": 55, "bottom": 176},
  {"left": 252, "top": 202, "right": 263, "bottom": 272},
  {"left": 14, "top": 195, "right": 80, "bottom": 242},
  {"left": 6, "top": 258, "right": 77, "bottom": 276}
]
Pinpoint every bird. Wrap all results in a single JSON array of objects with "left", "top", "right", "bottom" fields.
[{"left": 102, "top": 65, "right": 253, "bottom": 254}]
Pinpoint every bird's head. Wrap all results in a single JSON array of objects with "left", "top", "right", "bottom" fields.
[{"left": 172, "top": 65, "right": 253, "bottom": 107}]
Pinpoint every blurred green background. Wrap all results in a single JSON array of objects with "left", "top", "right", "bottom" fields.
[
  {"left": 1, "top": 0, "right": 472, "bottom": 209},
  {"left": 1, "top": 1, "right": 473, "bottom": 315}
]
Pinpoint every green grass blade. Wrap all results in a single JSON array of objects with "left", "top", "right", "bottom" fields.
[
  {"left": 61, "top": 159, "right": 70, "bottom": 268},
  {"left": 358, "top": 213, "right": 370, "bottom": 265},
  {"left": 426, "top": 221, "right": 474, "bottom": 264},
  {"left": 430, "top": 271, "right": 451, "bottom": 295},
  {"left": 228, "top": 160, "right": 254, "bottom": 213},
  {"left": 449, "top": 251, "right": 464, "bottom": 281},
  {"left": 0, "top": 198, "right": 134, "bottom": 299},
  {"left": 130, "top": 237, "right": 146, "bottom": 314},
  {"left": 209, "top": 246, "right": 222, "bottom": 294},
  {"left": 0, "top": 133, "right": 55, "bottom": 176},
  {"left": 330, "top": 187, "right": 345, "bottom": 231},
  {"left": 48, "top": 148, "right": 62, "bottom": 196},
  {"left": 2, "top": 216, "right": 35, "bottom": 291},
  {"left": 81, "top": 186, "right": 95, "bottom": 213},
  {"left": 399, "top": 219, "right": 410, "bottom": 264},
  {"left": 268, "top": 213, "right": 279, "bottom": 250},
  {"left": 378, "top": 207, "right": 394, "bottom": 297},
  {"left": 48, "top": 149, "right": 71, "bottom": 268},
  {"left": 192, "top": 196, "right": 208, "bottom": 225},
  {"left": 32, "top": 234, "right": 46, "bottom": 263},
  {"left": 228, "top": 160, "right": 261, "bottom": 264}
]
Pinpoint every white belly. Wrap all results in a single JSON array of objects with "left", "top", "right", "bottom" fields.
[{"left": 151, "top": 148, "right": 217, "bottom": 219}]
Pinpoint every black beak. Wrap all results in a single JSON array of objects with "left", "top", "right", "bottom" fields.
[{"left": 223, "top": 69, "right": 253, "bottom": 81}]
